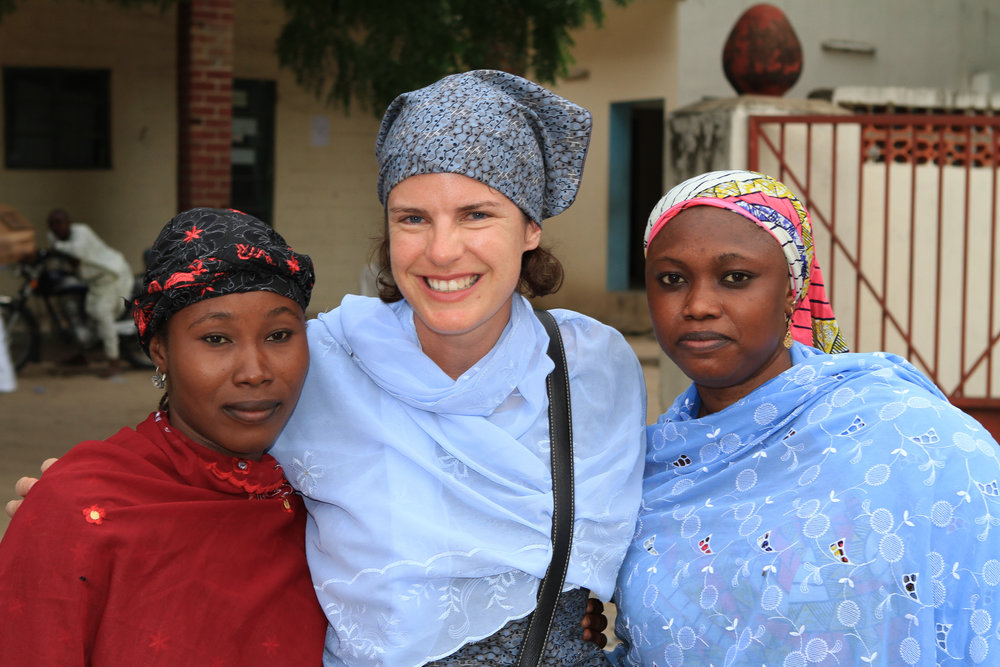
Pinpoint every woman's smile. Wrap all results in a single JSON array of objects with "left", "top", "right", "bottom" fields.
[{"left": 424, "top": 274, "right": 481, "bottom": 293}]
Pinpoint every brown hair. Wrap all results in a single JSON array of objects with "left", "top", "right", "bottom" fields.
[{"left": 372, "top": 216, "right": 564, "bottom": 303}]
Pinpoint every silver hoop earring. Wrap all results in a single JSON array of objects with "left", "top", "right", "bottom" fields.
[{"left": 152, "top": 367, "right": 166, "bottom": 390}]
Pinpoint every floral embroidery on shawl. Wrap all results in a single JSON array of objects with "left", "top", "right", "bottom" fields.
[
  {"left": 613, "top": 344, "right": 1000, "bottom": 666},
  {"left": 82, "top": 505, "right": 107, "bottom": 525}
]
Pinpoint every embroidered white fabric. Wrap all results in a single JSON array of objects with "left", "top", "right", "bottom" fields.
[{"left": 272, "top": 295, "right": 645, "bottom": 666}]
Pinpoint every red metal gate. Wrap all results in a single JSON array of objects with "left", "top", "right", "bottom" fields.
[{"left": 748, "top": 114, "right": 1000, "bottom": 435}]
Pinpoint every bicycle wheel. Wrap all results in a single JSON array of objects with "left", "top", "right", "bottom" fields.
[{"left": 1, "top": 301, "right": 41, "bottom": 371}]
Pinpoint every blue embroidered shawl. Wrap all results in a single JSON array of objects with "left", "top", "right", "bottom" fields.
[{"left": 613, "top": 343, "right": 1000, "bottom": 666}]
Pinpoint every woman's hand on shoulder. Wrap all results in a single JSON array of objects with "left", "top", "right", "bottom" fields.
[
  {"left": 4, "top": 458, "right": 57, "bottom": 518},
  {"left": 581, "top": 597, "right": 609, "bottom": 648}
]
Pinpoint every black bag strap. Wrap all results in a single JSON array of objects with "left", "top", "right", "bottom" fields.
[{"left": 516, "top": 309, "right": 575, "bottom": 667}]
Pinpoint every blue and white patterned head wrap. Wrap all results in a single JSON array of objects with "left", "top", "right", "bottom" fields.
[{"left": 375, "top": 69, "right": 592, "bottom": 222}]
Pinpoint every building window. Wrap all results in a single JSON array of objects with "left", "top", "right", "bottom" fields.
[
  {"left": 607, "top": 100, "right": 664, "bottom": 290},
  {"left": 3, "top": 67, "right": 111, "bottom": 169}
]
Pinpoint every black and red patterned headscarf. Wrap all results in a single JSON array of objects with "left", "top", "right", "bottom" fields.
[{"left": 133, "top": 208, "right": 314, "bottom": 354}]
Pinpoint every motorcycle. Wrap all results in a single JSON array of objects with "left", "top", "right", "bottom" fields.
[{"left": 0, "top": 249, "right": 152, "bottom": 372}]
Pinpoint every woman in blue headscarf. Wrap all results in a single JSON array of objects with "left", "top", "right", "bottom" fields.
[
  {"left": 612, "top": 170, "right": 1000, "bottom": 666},
  {"left": 272, "top": 70, "right": 645, "bottom": 666}
]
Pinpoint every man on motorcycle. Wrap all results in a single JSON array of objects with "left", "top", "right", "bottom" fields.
[{"left": 47, "top": 209, "right": 133, "bottom": 377}]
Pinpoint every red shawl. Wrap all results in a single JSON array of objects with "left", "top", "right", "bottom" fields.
[{"left": 0, "top": 412, "right": 327, "bottom": 665}]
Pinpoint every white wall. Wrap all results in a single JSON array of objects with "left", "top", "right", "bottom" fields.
[
  {"left": 676, "top": 0, "right": 1000, "bottom": 107},
  {"left": 752, "top": 121, "right": 1000, "bottom": 397}
]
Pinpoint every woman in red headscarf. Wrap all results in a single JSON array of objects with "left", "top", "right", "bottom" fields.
[{"left": 0, "top": 208, "right": 327, "bottom": 666}]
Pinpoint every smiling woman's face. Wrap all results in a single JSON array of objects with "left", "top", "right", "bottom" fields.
[
  {"left": 387, "top": 172, "right": 541, "bottom": 370},
  {"left": 148, "top": 291, "right": 309, "bottom": 460},
  {"left": 645, "top": 205, "right": 795, "bottom": 414}
]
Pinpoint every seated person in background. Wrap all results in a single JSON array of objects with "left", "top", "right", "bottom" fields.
[
  {"left": 47, "top": 208, "right": 134, "bottom": 377},
  {"left": 0, "top": 208, "right": 327, "bottom": 665},
  {"left": 611, "top": 169, "right": 1000, "bottom": 666}
]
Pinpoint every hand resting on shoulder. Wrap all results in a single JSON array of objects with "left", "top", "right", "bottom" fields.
[{"left": 4, "top": 458, "right": 56, "bottom": 518}]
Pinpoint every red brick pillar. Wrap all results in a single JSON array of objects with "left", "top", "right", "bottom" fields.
[{"left": 177, "top": 0, "right": 234, "bottom": 210}]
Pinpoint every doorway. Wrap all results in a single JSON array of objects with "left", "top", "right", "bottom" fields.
[{"left": 231, "top": 78, "right": 275, "bottom": 223}]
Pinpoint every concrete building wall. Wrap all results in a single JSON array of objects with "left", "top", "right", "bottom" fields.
[
  {"left": 4, "top": 1, "right": 996, "bottom": 328},
  {"left": 0, "top": 0, "right": 678, "bottom": 323},
  {"left": 235, "top": 0, "right": 679, "bottom": 321},
  {"left": 0, "top": 1, "right": 177, "bottom": 276},
  {"left": 675, "top": 0, "right": 1000, "bottom": 107},
  {"left": 753, "top": 132, "right": 1000, "bottom": 397},
  {"left": 540, "top": 0, "right": 678, "bottom": 326},
  {"left": 232, "top": 0, "right": 383, "bottom": 315}
]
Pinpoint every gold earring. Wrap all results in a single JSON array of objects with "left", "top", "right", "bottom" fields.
[{"left": 783, "top": 321, "right": 794, "bottom": 349}]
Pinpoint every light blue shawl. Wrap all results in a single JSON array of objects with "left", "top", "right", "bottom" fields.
[
  {"left": 613, "top": 343, "right": 1000, "bottom": 666},
  {"left": 272, "top": 294, "right": 645, "bottom": 666}
]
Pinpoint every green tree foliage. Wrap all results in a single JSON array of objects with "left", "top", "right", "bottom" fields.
[
  {"left": 0, "top": 0, "right": 628, "bottom": 114},
  {"left": 277, "top": 0, "right": 629, "bottom": 113}
]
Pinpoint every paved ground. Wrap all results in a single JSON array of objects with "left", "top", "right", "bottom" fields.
[
  {"left": 0, "top": 334, "right": 663, "bottom": 537},
  {"left": 0, "top": 359, "right": 154, "bottom": 535}
]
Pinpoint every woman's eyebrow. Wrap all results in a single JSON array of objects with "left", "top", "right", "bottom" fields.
[
  {"left": 648, "top": 251, "right": 752, "bottom": 264},
  {"left": 389, "top": 200, "right": 502, "bottom": 214},
  {"left": 716, "top": 251, "right": 751, "bottom": 262},
  {"left": 186, "top": 311, "right": 233, "bottom": 329},
  {"left": 266, "top": 305, "right": 298, "bottom": 318},
  {"left": 187, "top": 305, "right": 298, "bottom": 329},
  {"left": 387, "top": 203, "right": 424, "bottom": 213},
  {"left": 456, "top": 201, "right": 502, "bottom": 212}
]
